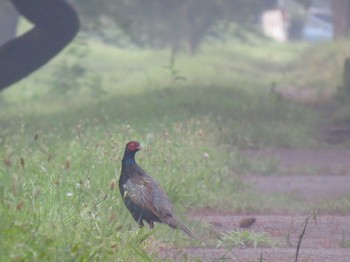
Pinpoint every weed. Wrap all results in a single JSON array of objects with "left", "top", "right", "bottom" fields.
[
  {"left": 295, "top": 211, "right": 318, "bottom": 262},
  {"left": 341, "top": 230, "right": 350, "bottom": 248},
  {"left": 259, "top": 251, "right": 264, "bottom": 262},
  {"left": 217, "top": 230, "right": 275, "bottom": 248}
]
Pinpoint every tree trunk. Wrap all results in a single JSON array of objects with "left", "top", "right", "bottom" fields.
[
  {"left": 331, "top": 0, "right": 350, "bottom": 39},
  {"left": 0, "top": 1, "right": 19, "bottom": 45},
  {"left": 343, "top": 57, "right": 350, "bottom": 94}
]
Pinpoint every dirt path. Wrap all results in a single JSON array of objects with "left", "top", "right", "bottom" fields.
[
  {"left": 246, "top": 175, "right": 350, "bottom": 202},
  {"left": 243, "top": 148, "right": 350, "bottom": 176},
  {"left": 158, "top": 149, "right": 350, "bottom": 261},
  {"left": 160, "top": 212, "right": 350, "bottom": 261}
]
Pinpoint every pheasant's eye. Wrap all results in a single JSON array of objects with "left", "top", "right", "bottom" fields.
[{"left": 128, "top": 142, "right": 136, "bottom": 150}]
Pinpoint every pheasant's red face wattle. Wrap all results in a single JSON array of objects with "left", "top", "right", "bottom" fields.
[{"left": 127, "top": 141, "right": 141, "bottom": 151}]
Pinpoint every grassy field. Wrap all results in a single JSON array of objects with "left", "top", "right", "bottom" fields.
[{"left": 0, "top": 36, "right": 349, "bottom": 260}]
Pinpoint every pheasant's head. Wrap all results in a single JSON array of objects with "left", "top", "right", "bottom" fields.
[{"left": 126, "top": 141, "right": 142, "bottom": 153}]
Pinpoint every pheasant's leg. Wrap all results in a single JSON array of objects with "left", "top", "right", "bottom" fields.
[
  {"left": 137, "top": 215, "right": 144, "bottom": 227},
  {"left": 132, "top": 211, "right": 144, "bottom": 227},
  {"left": 138, "top": 220, "right": 144, "bottom": 227},
  {"left": 149, "top": 221, "right": 154, "bottom": 229}
]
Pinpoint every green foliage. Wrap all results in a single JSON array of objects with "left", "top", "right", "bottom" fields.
[
  {"left": 0, "top": 122, "right": 210, "bottom": 261},
  {"left": 206, "top": 22, "right": 269, "bottom": 45},
  {"left": 48, "top": 37, "right": 104, "bottom": 98},
  {"left": 217, "top": 230, "right": 275, "bottom": 248},
  {"left": 72, "top": 0, "right": 267, "bottom": 50},
  {"left": 280, "top": 40, "right": 347, "bottom": 91}
]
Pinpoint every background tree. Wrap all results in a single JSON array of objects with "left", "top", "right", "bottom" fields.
[
  {"left": 331, "top": 0, "right": 350, "bottom": 38},
  {"left": 74, "top": 0, "right": 267, "bottom": 53}
]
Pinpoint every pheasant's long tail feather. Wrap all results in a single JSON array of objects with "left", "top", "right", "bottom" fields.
[{"left": 164, "top": 216, "right": 198, "bottom": 240}]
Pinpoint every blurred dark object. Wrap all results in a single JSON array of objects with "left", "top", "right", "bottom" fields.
[
  {"left": 239, "top": 217, "right": 256, "bottom": 228},
  {"left": 336, "top": 57, "right": 350, "bottom": 99},
  {"left": 0, "top": 0, "right": 79, "bottom": 91},
  {"left": 289, "top": 13, "right": 306, "bottom": 40},
  {"left": 344, "top": 57, "right": 350, "bottom": 94}
]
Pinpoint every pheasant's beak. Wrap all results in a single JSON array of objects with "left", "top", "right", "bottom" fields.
[{"left": 136, "top": 145, "right": 142, "bottom": 150}]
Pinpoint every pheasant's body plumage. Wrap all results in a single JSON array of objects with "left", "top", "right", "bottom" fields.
[{"left": 119, "top": 141, "right": 197, "bottom": 239}]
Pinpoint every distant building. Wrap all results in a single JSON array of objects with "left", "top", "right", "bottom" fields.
[
  {"left": 261, "top": 0, "right": 333, "bottom": 42},
  {"left": 261, "top": 9, "right": 288, "bottom": 42}
]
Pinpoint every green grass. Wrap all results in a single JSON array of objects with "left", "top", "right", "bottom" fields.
[
  {"left": 217, "top": 230, "right": 275, "bottom": 248},
  {"left": 1, "top": 36, "right": 349, "bottom": 260}
]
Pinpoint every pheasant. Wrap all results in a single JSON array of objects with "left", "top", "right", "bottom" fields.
[{"left": 119, "top": 141, "right": 197, "bottom": 239}]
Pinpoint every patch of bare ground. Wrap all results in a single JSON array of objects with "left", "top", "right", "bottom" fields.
[
  {"left": 158, "top": 149, "right": 350, "bottom": 261},
  {"left": 244, "top": 148, "right": 350, "bottom": 176},
  {"left": 159, "top": 247, "right": 350, "bottom": 262},
  {"left": 189, "top": 212, "right": 350, "bottom": 249},
  {"left": 159, "top": 213, "right": 350, "bottom": 261},
  {"left": 246, "top": 175, "right": 350, "bottom": 202}
]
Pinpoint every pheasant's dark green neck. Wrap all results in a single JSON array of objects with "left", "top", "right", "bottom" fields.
[{"left": 122, "top": 151, "right": 137, "bottom": 166}]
